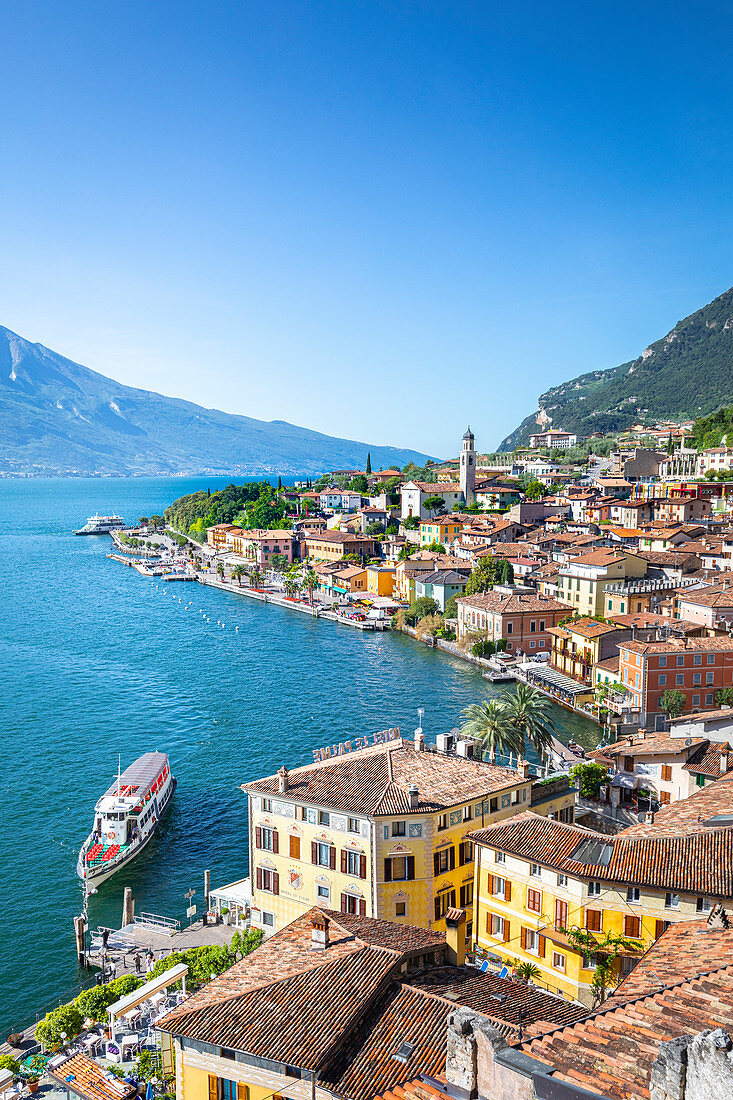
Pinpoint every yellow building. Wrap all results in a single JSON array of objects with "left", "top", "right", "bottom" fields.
[
  {"left": 470, "top": 783, "right": 733, "bottom": 1005},
  {"left": 547, "top": 618, "right": 624, "bottom": 688},
  {"left": 242, "top": 733, "right": 549, "bottom": 943},
  {"left": 557, "top": 550, "right": 647, "bottom": 619},
  {"left": 420, "top": 518, "right": 463, "bottom": 546},
  {"left": 365, "top": 564, "right": 396, "bottom": 597}
]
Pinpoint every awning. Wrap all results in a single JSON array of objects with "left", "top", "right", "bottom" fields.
[
  {"left": 523, "top": 664, "right": 593, "bottom": 698},
  {"left": 107, "top": 963, "right": 188, "bottom": 1021},
  {"left": 611, "top": 773, "right": 641, "bottom": 790},
  {"left": 46, "top": 1053, "right": 135, "bottom": 1100}
]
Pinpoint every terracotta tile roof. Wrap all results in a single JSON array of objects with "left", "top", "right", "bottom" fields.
[
  {"left": 371, "top": 1078, "right": 452, "bottom": 1100},
  {"left": 636, "top": 549, "right": 700, "bottom": 566},
  {"left": 46, "top": 1054, "right": 136, "bottom": 1100},
  {"left": 602, "top": 735, "right": 704, "bottom": 758},
  {"left": 678, "top": 588, "right": 733, "bottom": 607},
  {"left": 682, "top": 741, "right": 732, "bottom": 778},
  {"left": 614, "top": 917, "right": 733, "bottom": 999},
  {"left": 307, "top": 531, "right": 375, "bottom": 544},
  {"left": 620, "top": 772, "right": 733, "bottom": 836},
  {"left": 565, "top": 550, "right": 625, "bottom": 567},
  {"left": 669, "top": 707, "right": 733, "bottom": 724},
  {"left": 595, "top": 655, "right": 619, "bottom": 673},
  {"left": 469, "top": 810, "right": 733, "bottom": 895},
  {"left": 553, "top": 617, "right": 620, "bottom": 639},
  {"left": 244, "top": 740, "right": 524, "bottom": 815},
  {"left": 456, "top": 591, "right": 567, "bottom": 614},
  {"left": 620, "top": 635, "right": 733, "bottom": 655}
]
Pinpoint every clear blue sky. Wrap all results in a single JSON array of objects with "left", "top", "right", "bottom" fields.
[{"left": 1, "top": 1, "right": 732, "bottom": 456}]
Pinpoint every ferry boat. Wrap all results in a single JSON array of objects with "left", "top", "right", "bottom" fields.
[
  {"left": 73, "top": 514, "right": 126, "bottom": 535},
  {"left": 76, "top": 752, "right": 176, "bottom": 886}
]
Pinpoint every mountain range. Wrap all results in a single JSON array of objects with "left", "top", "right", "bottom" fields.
[
  {"left": 0, "top": 326, "right": 433, "bottom": 475},
  {"left": 500, "top": 285, "right": 733, "bottom": 450}
]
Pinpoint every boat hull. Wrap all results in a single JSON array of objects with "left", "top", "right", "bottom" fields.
[{"left": 77, "top": 777, "right": 176, "bottom": 886}]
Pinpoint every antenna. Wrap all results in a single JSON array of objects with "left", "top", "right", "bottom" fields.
[{"left": 117, "top": 754, "right": 121, "bottom": 797}]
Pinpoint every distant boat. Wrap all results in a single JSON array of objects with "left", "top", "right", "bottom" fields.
[
  {"left": 73, "top": 514, "right": 126, "bottom": 535},
  {"left": 76, "top": 752, "right": 176, "bottom": 886}
]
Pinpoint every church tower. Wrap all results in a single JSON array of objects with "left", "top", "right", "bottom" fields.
[{"left": 460, "top": 426, "right": 476, "bottom": 504}]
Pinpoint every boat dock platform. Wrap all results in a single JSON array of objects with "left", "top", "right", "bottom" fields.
[{"left": 86, "top": 913, "right": 238, "bottom": 978}]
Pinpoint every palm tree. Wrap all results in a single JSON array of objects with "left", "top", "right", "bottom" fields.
[
  {"left": 501, "top": 683, "right": 555, "bottom": 762},
  {"left": 303, "top": 568, "right": 318, "bottom": 605},
  {"left": 249, "top": 566, "right": 262, "bottom": 588},
  {"left": 458, "top": 700, "right": 520, "bottom": 763},
  {"left": 231, "top": 564, "right": 246, "bottom": 586}
]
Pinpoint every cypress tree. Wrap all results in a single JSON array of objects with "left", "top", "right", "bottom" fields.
[{"left": 366, "top": 452, "right": 372, "bottom": 474}]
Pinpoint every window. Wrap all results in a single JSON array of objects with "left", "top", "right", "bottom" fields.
[
  {"left": 530, "top": 863, "right": 542, "bottom": 878},
  {"left": 696, "top": 774, "right": 706, "bottom": 787},
  {"left": 317, "top": 884, "right": 330, "bottom": 901},
  {"left": 557, "top": 872, "right": 568, "bottom": 887},
  {"left": 524, "top": 929, "right": 539, "bottom": 954},
  {"left": 658, "top": 674, "right": 667, "bottom": 686},
  {"left": 319, "top": 811, "right": 331, "bottom": 826},
  {"left": 460, "top": 882, "right": 474, "bottom": 908},
  {"left": 256, "top": 827, "right": 278, "bottom": 853},
  {"left": 459, "top": 840, "right": 474, "bottom": 866},
  {"left": 693, "top": 673, "right": 701, "bottom": 686},
  {"left": 257, "top": 868, "right": 279, "bottom": 895},
  {"left": 694, "top": 654, "right": 702, "bottom": 665},
  {"left": 385, "top": 855, "right": 415, "bottom": 882},
  {"left": 627, "top": 887, "right": 640, "bottom": 902},
  {"left": 434, "top": 889, "right": 457, "bottom": 921},
  {"left": 434, "top": 848, "right": 455, "bottom": 876},
  {"left": 490, "top": 798, "right": 499, "bottom": 813},
  {"left": 341, "top": 893, "right": 365, "bottom": 916},
  {"left": 661, "top": 764, "right": 672, "bottom": 782},
  {"left": 696, "top": 897, "right": 711, "bottom": 913},
  {"left": 706, "top": 671, "right": 715, "bottom": 684},
  {"left": 624, "top": 915, "right": 641, "bottom": 938},
  {"left": 706, "top": 693, "right": 714, "bottom": 705},
  {"left": 585, "top": 908, "right": 602, "bottom": 932},
  {"left": 295, "top": 805, "right": 307, "bottom": 821},
  {"left": 395, "top": 902, "right": 406, "bottom": 917},
  {"left": 488, "top": 913, "right": 505, "bottom": 939},
  {"left": 660, "top": 791, "right": 671, "bottom": 805},
  {"left": 491, "top": 875, "right": 506, "bottom": 897},
  {"left": 313, "top": 841, "right": 334, "bottom": 868},
  {"left": 527, "top": 888, "right": 542, "bottom": 913},
  {"left": 665, "top": 893, "right": 679, "bottom": 909},
  {"left": 708, "top": 654, "right": 716, "bottom": 664},
  {"left": 623, "top": 756, "right": 635, "bottom": 773},
  {"left": 495, "top": 850, "right": 505, "bottom": 863},
  {"left": 588, "top": 881, "right": 601, "bottom": 897},
  {"left": 392, "top": 821, "right": 406, "bottom": 837},
  {"left": 262, "top": 798, "right": 272, "bottom": 812},
  {"left": 506, "top": 622, "right": 513, "bottom": 634},
  {"left": 462, "top": 804, "right": 473, "bottom": 822},
  {"left": 659, "top": 656, "right": 667, "bottom": 667},
  {"left": 289, "top": 835, "right": 300, "bottom": 860},
  {"left": 438, "top": 813, "right": 448, "bottom": 831},
  {"left": 530, "top": 620, "right": 536, "bottom": 633},
  {"left": 539, "top": 620, "right": 545, "bottom": 631},
  {"left": 348, "top": 817, "right": 360, "bottom": 834},
  {"left": 552, "top": 952, "right": 566, "bottom": 972},
  {"left": 676, "top": 674, "right": 684, "bottom": 686},
  {"left": 676, "top": 655, "right": 684, "bottom": 667},
  {"left": 692, "top": 695, "right": 701, "bottom": 707},
  {"left": 343, "top": 850, "right": 363, "bottom": 877}
]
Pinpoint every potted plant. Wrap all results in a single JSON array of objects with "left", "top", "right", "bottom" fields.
[
  {"left": 6, "top": 1035, "right": 23, "bottom": 1049},
  {"left": 27, "top": 1076, "right": 39, "bottom": 1094},
  {"left": 516, "top": 962, "right": 541, "bottom": 984},
  {"left": 220, "top": 907, "right": 230, "bottom": 925}
]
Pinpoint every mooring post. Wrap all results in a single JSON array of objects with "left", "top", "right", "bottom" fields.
[
  {"left": 74, "top": 915, "right": 87, "bottom": 967},
  {"left": 204, "top": 869, "right": 211, "bottom": 910},
  {"left": 122, "top": 886, "right": 134, "bottom": 927}
]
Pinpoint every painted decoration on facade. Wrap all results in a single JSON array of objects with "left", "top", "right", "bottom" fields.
[
  {"left": 273, "top": 800, "right": 295, "bottom": 818},
  {"left": 450, "top": 810, "right": 462, "bottom": 825},
  {"left": 288, "top": 869, "right": 303, "bottom": 891},
  {"left": 331, "top": 815, "right": 346, "bottom": 832},
  {"left": 307, "top": 809, "right": 317, "bottom": 825},
  {"left": 501, "top": 793, "right": 511, "bottom": 807},
  {"left": 408, "top": 823, "right": 423, "bottom": 837}
]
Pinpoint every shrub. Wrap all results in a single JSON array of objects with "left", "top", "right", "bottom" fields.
[
  {"left": 471, "top": 639, "right": 495, "bottom": 659},
  {"left": 570, "top": 762, "right": 610, "bottom": 799},
  {"left": 0, "top": 1057, "right": 20, "bottom": 1076},
  {"left": 35, "top": 1003, "right": 84, "bottom": 1049}
]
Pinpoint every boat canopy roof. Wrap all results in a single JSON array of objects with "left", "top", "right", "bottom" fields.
[{"left": 102, "top": 751, "right": 169, "bottom": 799}]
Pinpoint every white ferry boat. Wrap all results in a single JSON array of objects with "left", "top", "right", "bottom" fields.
[
  {"left": 76, "top": 752, "right": 176, "bottom": 886},
  {"left": 73, "top": 514, "right": 126, "bottom": 535}
]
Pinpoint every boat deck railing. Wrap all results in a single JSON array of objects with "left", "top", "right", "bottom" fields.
[{"left": 134, "top": 912, "right": 181, "bottom": 933}]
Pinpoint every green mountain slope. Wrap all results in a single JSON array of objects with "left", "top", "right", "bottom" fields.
[{"left": 499, "top": 286, "right": 733, "bottom": 450}]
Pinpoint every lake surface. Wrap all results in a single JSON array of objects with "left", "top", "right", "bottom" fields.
[{"left": 0, "top": 476, "right": 599, "bottom": 1034}]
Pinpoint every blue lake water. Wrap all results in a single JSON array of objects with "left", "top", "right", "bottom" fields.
[{"left": 0, "top": 476, "right": 599, "bottom": 1034}]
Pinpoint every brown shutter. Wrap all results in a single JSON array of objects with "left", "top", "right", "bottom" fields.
[
  {"left": 433, "top": 852, "right": 440, "bottom": 877},
  {"left": 360, "top": 853, "right": 367, "bottom": 879},
  {"left": 311, "top": 841, "right": 318, "bottom": 864},
  {"left": 449, "top": 889, "right": 456, "bottom": 907},
  {"left": 655, "top": 919, "right": 665, "bottom": 939},
  {"left": 255, "top": 867, "right": 262, "bottom": 890},
  {"left": 358, "top": 898, "right": 366, "bottom": 917},
  {"left": 272, "top": 872, "right": 279, "bottom": 896},
  {"left": 503, "top": 919, "right": 511, "bottom": 943},
  {"left": 505, "top": 879, "right": 511, "bottom": 903},
  {"left": 489, "top": 874, "right": 495, "bottom": 895},
  {"left": 255, "top": 827, "right": 262, "bottom": 849},
  {"left": 520, "top": 926, "right": 527, "bottom": 950},
  {"left": 341, "top": 849, "right": 348, "bottom": 874},
  {"left": 406, "top": 855, "right": 415, "bottom": 880},
  {"left": 449, "top": 846, "right": 456, "bottom": 871},
  {"left": 341, "top": 893, "right": 349, "bottom": 914},
  {"left": 538, "top": 934, "right": 546, "bottom": 958},
  {"left": 272, "top": 830, "right": 279, "bottom": 855},
  {"left": 384, "top": 857, "right": 392, "bottom": 882},
  {"left": 434, "top": 897, "right": 441, "bottom": 922},
  {"left": 329, "top": 845, "right": 336, "bottom": 870},
  {"left": 555, "top": 899, "right": 567, "bottom": 930},
  {"left": 237, "top": 1085, "right": 249, "bottom": 1100},
  {"left": 289, "top": 835, "right": 300, "bottom": 859},
  {"left": 209, "top": 1077, "right": 218, "bottom": 1100}
]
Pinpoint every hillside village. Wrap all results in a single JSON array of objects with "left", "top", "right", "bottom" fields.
[{"left": 22, "top": 422, "right": 733, "bottom": 1100}]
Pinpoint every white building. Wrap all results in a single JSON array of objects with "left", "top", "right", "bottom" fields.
[{"left": 529, "top": 429, "right": 578, "bottom": 449}]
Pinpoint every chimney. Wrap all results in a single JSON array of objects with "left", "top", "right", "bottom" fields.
[
  {"left": 408, "top": 783, "right": 419, "bottom": 809},
  {"left": 277, "top": 766, "right": 289, "bottom": 794},
  {"left": 445, "top": 907, "right": 467, "bottom": 968},
  {"left": 414, "top": 729, "right": 425, "bottom": 752},
  {"left": 311, "top": 912, "right": 330, "bottom": 950},
  {"left": 519, "top": 760, "right": 531, "bottom": 779},
  {"left": 721, "top": 746, "right": 730, "bottom": 776}
]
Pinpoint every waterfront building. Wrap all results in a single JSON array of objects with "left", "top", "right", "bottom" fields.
[
  {"left": 547, "top": 618, "right": 631, "bottom": 689},
  {"left": 225, "top": 528, "right": 295, "bottom": 569},
  {"left": 157, "top": 907, "right": 586, "bottom": 1100},
  {"left": 414, "top": 569, "right": 469, "bottom": 611},
  {"left": 599, "top": 728, "right": 733, "bottom": 806},
  {"left": 305, "top": 530, "right": 378, "bottom": 562},
  {"left": 365, "top": 564, "right": 397, "bottom": 597},
  {"left": 617, "top": 635, "right": 733, "bottom": 728},
  {"left": 242, "top": 734, "right": 574, "bottom": 940},
  {"left": 456, "top": 586, "right": 567, "bottom": 655},
  {"left": 470, "top": 777, "right": 733, "bottom": 1005},
  {"left": 206, "top": 523, "right": 237, "bottom": 549},
  {"left": 556, "top": 549, "right": 647, "bottom": 619}
]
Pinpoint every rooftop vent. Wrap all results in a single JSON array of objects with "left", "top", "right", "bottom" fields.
[
  {"left": 570, "top": 837, "right": 613, "bottom": 867},
  {"left": 393, "top": 1042, "right": 415, "bottom": 1063}
]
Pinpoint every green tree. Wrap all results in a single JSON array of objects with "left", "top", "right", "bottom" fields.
[
  {"left": 303, "top": 568, "right": 318, "bottom": 605},
  {"left": 348, "top": 475, "right": 369, "bottom": 494},
  {"left": 423, "top": 494, "right": 446, "bottom": 518},
  {"left": 660, "top": 689, "right": 687, "bottom": 718},
  {"left": 497, "top": 558, "right": 515, "bottom": 585},
  {"left": 458, "top": 700, "right": 520, "bottom": 760},
  {"left": 149, "top": 514, "right": 164, "bottom": 529},
  {"left": 277, "top": 476, "right": 283, "bottom": 491},
  {"left": 402, "top": 515, "right": 420, "bottom": 530},
  {"left": 35, "top": 1002, "right": 84, "bottom": 1049},
  {"left": 138, "top": 516, "right": 149, "bottom": 526},
  {"left": 501, "top": 683, "right": 556, "bottom": 761},
  {"left": 570, "top": 761, "right": 610, "bottom": 799},
  {"left": 366, "top": 521, "right": 385, "bottom": 537},
  {"left": 716, "top": 687, "right": 733, "bottom": 706},
  {"left": 444, "top": 594, "right": 460, "bottom": 619},
  {"left": 231, "top": 564, "right": 246, "bottom": 586},
  {"left": 0, "top": 1057, "right": 20, "bottom": 1075},
  {"left": 523, "top": 480, "right": 545, "bottom": 500},
  {"left": 217, "top": 561, "right": 225, "bottom": 579},
  {"left": 409, "top": 596, "right": 439, "bottom": 622},
  {"left": 366, "top": 452, "right": 372, "bottom": 474},
  {"left": 465, "top": 556, "right": 498, "bottom": 596},
  {"left": 249, "top": 566, "right": 262, "bottom": 588}
]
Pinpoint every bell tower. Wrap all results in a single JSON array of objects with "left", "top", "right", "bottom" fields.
[{"left": 460, "top": 426, "right": 475, "bottom": 504}]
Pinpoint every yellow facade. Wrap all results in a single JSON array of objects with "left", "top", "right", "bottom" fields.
[
  {"left": 472, "top": 839, "right": 711, "bottom": 1006},
  {"left": 557, "top": 554, "right": 647, "bottom": 618},
  {"left": 175, "top": 1042, "right": 325, "bottom": 1100},
  {"left": 420, "top": 519, "right": 462, "bottom": 546},
  {"left": 366, "top": 565, "right": 396, "bottom": 597},
  {"left": 247, "top": 778, "right": 533, "bottom": 942}
]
